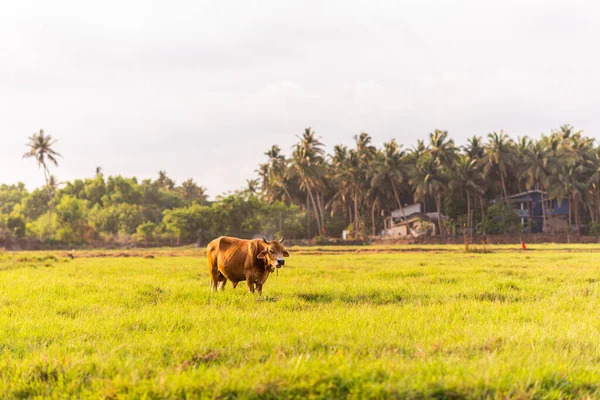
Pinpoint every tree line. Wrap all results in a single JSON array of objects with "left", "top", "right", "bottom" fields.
[
  {"left": 2, "top": 125, "right": 600, "bottom": 247},
  {"left": 1, "top": 130, "right": 304, "bottom": 247},
  {"left": 256, "top": 125, "right": 600, "bottom": 239}
]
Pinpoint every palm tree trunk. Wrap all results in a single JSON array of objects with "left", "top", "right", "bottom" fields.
[
  {"left": 371, "top": 200, "right": 377, "bottom": 237},
  {"left": 575, "top": 194, "right": 581, "bottom": 238},
  {"left": 316, "top": 191, "right": 327, "bottom": 236},
  {"left": 435, "top": 193, "right": 443, "bottom": 236},
  {"left": 390, "top": 180, "right": 407, "bottom": 219},
  {"left": 567, "top": 192, "right": 572, "bottom": 243},
  {"left": 587, "top": 200, "right": 595, "bottom": 225},
  {"left": 596, "top": 192, "right": 600, "bottom": 225},
  {"left": 545, "top": 190, "right": 553, "bottom": 234},
  {"left": 500, "top": 169, "right": 510, "bottom": 205},
  {"left": 596, "top": 192, "right": 600, "bottom": 224},
  {"left": 307, "top": 186, "right": 322, "bottom": 236},
  {"left": 353, "top": 188, "right": 360, "bottom": 238},
  {"left": 348, "top": 204, "right": 352, "bottom": 227},
  {"left": 470, "top": 196, "right": 475, "bottom": 243},
  {"left": 467, "top": 191, "right": 471, "bottom": 244},
  {"left": 282, "top": 185, "right": 293, "bottom": 205},
  {"left": 43, "top": 166, "right": 54, "bottom": 238},
  {"left": 539, "top": 182, "right": 546, "bottom": 233},
  {"left": 306, "top": 192, "right": 310, "bottom": 238},
  {"left": 391, "top": 180, "right": 416, "bottom": 236},
  {"left": 480, "top": 196, "right": 485, "bottom": 225},
  {"left": 480, "top": 196, "right": 487, "bottom": 243}
]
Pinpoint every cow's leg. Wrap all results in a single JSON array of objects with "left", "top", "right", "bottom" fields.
[
  {"left": 209, "top": 261, "right": 219, "bottom": 292},
  {"left": 232, "top": 281, "right": 239, "bottom": 289},
  {"left": 247, "top": 281, "right": 255, "bottom": 293},
  {"left": 255, "top": 272, "right": 269, "bottom": 295},
  {"left": 217, "top": 275, "right": 227, "bottom": 291}
]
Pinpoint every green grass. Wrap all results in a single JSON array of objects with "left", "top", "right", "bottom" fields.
[{"left": 2, "top": 245, "right": 600, "bottom": 398}]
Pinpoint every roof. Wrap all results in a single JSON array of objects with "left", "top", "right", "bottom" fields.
[
  {"left": 508, "top": 190, "right": 547, "bottom": 200},
  {"left": 390, "top": 203, "right": 422, "bottom": 219},
  {"left": 391, "top": 212, "right": 446, "bottom": 226}
]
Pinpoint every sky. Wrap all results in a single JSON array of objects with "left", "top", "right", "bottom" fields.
[{"left": 1, "top": 0, "right": 599, "bottom": 198}]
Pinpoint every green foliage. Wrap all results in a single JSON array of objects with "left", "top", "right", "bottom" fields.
[
  {"left": 589, "top": 223, "right": 600, "bottom": 238},
  {"left": 88, "top": 203, "right": 142, "bottom": 235},
  {"left": 256, "top": 201, "right": 304, "bottom": 238},
  {"left": 485, "top": 202, "right": 520, "bottom": 234},
  {"left": 21, "top": 188, "right": 50, "bottom": 221},
  {"left": 102, "top": 176, "right": 143, "bottom": 206},
  {"left": 26, "top": 213, "right": 58, "bottom": 239},
  {"left": 136, "top": 221, "right": 156, "bottom": 243},
  {"left": 0, "top": 183, "right": 28, "bottom": 214},
  {"left": 55, "top": 195, "right": 89, "bottom": 243},
  {"left": 163, "top": 203, "right": 213, "bottom": 244},
  {"left": 162, "top": 194, "right": 304, "bottom": 244},
  {"left": 11, "top": 124, "right": 600, "bottom": 244},
  {"left": 7, "top": 206, "right": 26, "bottom": 237}
]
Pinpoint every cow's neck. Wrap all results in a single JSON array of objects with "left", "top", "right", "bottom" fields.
[
  {"left": 257, "top": 259, "right": 270, "bottom": 274},
  {"left": 261, "top": 260, "right": 270, "bottom": 272}
]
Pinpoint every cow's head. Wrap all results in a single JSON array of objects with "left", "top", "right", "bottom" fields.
[{"left": 257, "top": 237, "right": 290, "bottom": 272}]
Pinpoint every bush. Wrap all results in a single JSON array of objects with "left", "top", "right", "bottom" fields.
[
  {"left": 136, "top": 222, "right": 156, "bottom": 244},
  {"left": 589, "top": 223, "right": 600, "bottom": 238},
  {"left": 311, "top": 235, "right": 329, "bottom": 245},
  {"left": 481, "top": 202, "right": 520, "bottom": 234}
]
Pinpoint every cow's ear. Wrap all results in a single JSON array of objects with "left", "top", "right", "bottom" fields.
[
  {"left": 257, "top": 249, "right": 268, "bottom": 259},
  {"left": 282, "top": 250, "right": 290, "bottom": 257}
]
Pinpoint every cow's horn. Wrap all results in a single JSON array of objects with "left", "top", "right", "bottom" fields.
[
  {"left": 279, "top": 236, "right": 285, "bottom": 243},
  {"left": 262, "top": 237, "right": 269, "bottom": 244}
]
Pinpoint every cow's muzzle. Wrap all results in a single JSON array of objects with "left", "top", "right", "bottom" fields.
[{"left": 277, "top": 259, "right": 285, "bottom": 268}]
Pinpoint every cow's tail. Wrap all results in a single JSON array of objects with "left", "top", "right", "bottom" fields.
[{"left": 207, "top": 239, "right": 220, "bottom": 291}]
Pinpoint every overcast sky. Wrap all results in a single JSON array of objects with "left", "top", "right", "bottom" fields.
[{"left": 2, "top": 0, "right": 599, "bottom": 198}]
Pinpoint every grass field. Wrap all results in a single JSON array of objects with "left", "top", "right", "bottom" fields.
[{"left": 2, "top": 244, "right": 600, "bottom": 398}]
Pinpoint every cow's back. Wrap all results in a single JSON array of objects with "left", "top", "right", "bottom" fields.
[{"left": 207, "top": 236, "right": 251, "bottom": 281}]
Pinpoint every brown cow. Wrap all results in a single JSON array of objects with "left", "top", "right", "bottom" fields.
[{"left": 207, "top": 236, "right": 290, "bottom": 294}]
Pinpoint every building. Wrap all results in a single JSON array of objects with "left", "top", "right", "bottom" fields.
[
  {"left": 508, "top": 190, "right": 570, "bottom": 233},
  {"left": 382, "top": 203, "right": 445, "bottom": 237}
]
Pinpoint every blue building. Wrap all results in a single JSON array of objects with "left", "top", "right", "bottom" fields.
[{"left": 508, "top": 190, "right": 570, "bottom": 233}]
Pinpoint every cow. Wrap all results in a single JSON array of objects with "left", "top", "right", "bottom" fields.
[{"left": 207, "top": 236, "right": 290, "bottom": 294}]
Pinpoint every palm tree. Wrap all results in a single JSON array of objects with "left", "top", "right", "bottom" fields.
[
  {"left": 180, "top": 178, "right": 208, "bottom": 203},
  {"left": 366, "top": 173, "right": 392, "bottom": 237},
  {"left": 47, "top": 175, "right": 62, "bottom": 195},
  {"left": 515, "top": 136, "right": 532, "bottom": 191},
  {"left": 463, "top": 136, "right": 485, "bottom": 160},
  {"left": 410, "top": 153, "right": 447, "bottom": 235},
  {"left": 23, "top": 129, "right": 61, "bottom": 236},
  {"left": 157, "top": 170, "right": 175, "bottom": 191},
  {"left": 328, "top": 145, "right": 353, "bottom": 227},
  {"left": 346, "top": 150, "right": 364, "bottom": 237},
  {"left": 429, "top": 129, "right": 457, "bottom": 168},
  {"left": 291, "top": 128, "right": 326, "bottom": 237},
  {"left": 264, "top": 145, "right": 293, "bottom": 204},
  {"left": 245, "top": 179, "right": 260, "bottom": 196},
  {"left": 521, "top": 139, "right": 556, "bottom": 231},
  {"left": 559, "top": 131, "right": 594, "bottom": 235},
  {"left": 484, "top": 131, "right": 514, "bottom": 205},
  {"left": 257, "top": 163, "right": 271, "bottom": 196},
  {"left": 353, "top": 132, "right": 377, "bottom": 236},
  {"left": 328, "top": 145, "right": 366, "bottom": 237},
  {"left": 449, "top": 155, "right": 486, "bottom": 242},
  {"left": 548, "top": 161, "right": 574, "bottom": 241},
  {"left": 354, "top": 132, "right": 377, "bottom": 164},
  {"left": 548, "top": 152, "right": 590, "bottom": 240},
  {"left": 371, "top": 140, "right": 410, "bottom": 218}
]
